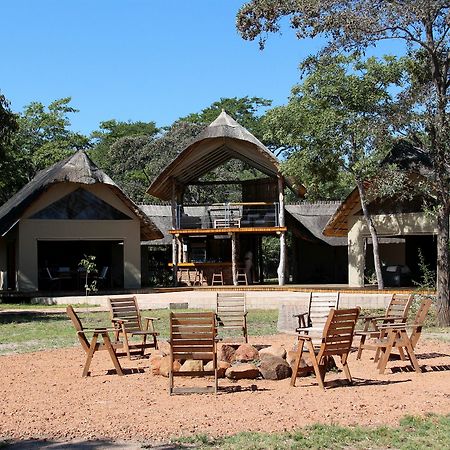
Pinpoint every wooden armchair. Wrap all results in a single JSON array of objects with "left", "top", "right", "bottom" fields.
[
  {"left": 295, "top": 292, "right": 340, "bottom": 339},
  {"left": 291, "top": 307, "right": 360, "bottom": 389},
  {"left": 108, "top": 296, "right": 159, "bottom": 359},
  {"left": 373, "top": 298, "right": 432, "bottom": 374},
  {"left": 66, "top": 305, "right": 124, "bottom": 377},
  {"left": 216, "top": 292, "right": 248, "bottom": 342},
  {"left": 169, "top": 311, "right": 219, "bottom": 395},
  {"left": 356, "top": 293, "right": 413, "bottom": 360}
]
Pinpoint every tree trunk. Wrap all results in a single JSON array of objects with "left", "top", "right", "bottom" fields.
[
  {"left": 356, "top": 180, "right": 384, "bottom": 290},
  {"left": 436, "top": 205, "right": 450, "bottom": 325}
]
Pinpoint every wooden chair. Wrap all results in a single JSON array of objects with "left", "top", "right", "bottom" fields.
[
  {"left": 236, "top": 269, "right": 248, "bottom": 285},
  {"left": 291, "top": 307, "right": 360, "bottom": 389},
  {"left": 216, "top": 292, "right": 248, "bottom": 342},
  {"left": 355, "top": 293, "right": 413, "bottom": 360},
  {"left": 169, "top": 311, "right": 218, "bottom": 395},
  {"left": 108, "top": 296, "right": 159, "bottom": 359},
  {"left": 212, "top": 271, "right": 224, "bottom": 286},
  {"left": 66, "top": 305, "right": 124, "bottom": 377},
  {"left": 372, "top": 298, "right": 432, "bottom": 374},
  {"left": 295, "top": 292, "right": 340, "bottom": 340}
]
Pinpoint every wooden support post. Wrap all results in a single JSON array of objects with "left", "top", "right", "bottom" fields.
[
  {"left": 171, "top": 178, "right": 178, "bottom": 286},
  {"left": 231, "top": 233, "right": 238, "bottom": 286},
  {"left": 277, "top": 175, "right": 286, "bottom": 286}
]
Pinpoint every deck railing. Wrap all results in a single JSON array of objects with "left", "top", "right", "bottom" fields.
[{"left": 176, "top": 202, "right": 280, "bottom": 229}]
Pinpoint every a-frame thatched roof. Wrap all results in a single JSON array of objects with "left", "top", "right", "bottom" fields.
[
  {"left": 147, "top": 111, "right": 305, "bottom": 200},
  {"left": 0, "top": 150, "right": 163, "bottom": 240}
]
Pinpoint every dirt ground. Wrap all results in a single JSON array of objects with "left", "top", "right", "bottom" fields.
[{"left": 1, "top": 335, "right": 450, "bottom": 447}]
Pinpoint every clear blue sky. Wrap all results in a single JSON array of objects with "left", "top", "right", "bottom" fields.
[{"left": 1, "top": 1, "right": 403, "bottom": 135}]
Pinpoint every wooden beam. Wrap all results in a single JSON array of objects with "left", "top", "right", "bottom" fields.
[
  {"left": 278, "top": 231, "right": 287, "bottom": 286},
  {"left": 169, "top": 227, "right": 287, "bottom": 235}
]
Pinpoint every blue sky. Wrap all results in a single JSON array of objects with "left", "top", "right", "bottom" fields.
[{"left": 1, "top": 1, "right": 403, "bottom": 135}]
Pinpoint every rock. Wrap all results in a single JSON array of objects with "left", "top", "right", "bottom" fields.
[
  {"left": 259, "top": 345, "right": 287, "bottom": 359},
  {"left": 150, "top": 356, "right": 163, "bottom": 375},
  {"left": 219, "top": 344, "right": 236, "bottom": 363},
  {"left": 259, "top": 355, "right": 292, "bottom": 380},
  {"left": 204, "top": 360, "right": 231, "bottom": 378},
  {"left": 159, "top": 356, "right": 181, "bottom": 377},
  {"left": 234, "top": 344, "right": 259, "bottom": 362},
  {"left": 225, "top": 363, "right": 260, "bottom": 380},
  {"left": 180, "top": 360, "right": 203, "bottom": 372}
]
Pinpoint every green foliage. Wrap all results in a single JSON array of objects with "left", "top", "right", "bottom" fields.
[
  {"left": 89, "top": 119, "right": 159, "bottom": 173},
  {"left": 0, "top": 92, "right": 18, "bottom": 157},
  {"left": 265, "top": 53, "right": 404, "bottom": 199}
]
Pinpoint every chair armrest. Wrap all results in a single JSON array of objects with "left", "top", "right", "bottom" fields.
[
  {"left": 377, "top": 323, "right": 409, "bottom": 330},
  {"left": 78, "top": 328, "right": 116, "bottom": 334},
  {"left": 111, "top": 318, "right": 129, "bottom": 323},
  {"left": 142, "top": 316, "right": 160, "bottom": 321},
  {"left": 293, "top": 312, "right": 308, "bottom": 318}
]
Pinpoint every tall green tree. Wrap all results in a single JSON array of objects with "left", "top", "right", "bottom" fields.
[
  {"left": 89, "top": 119, "right": 159, "bottom": 173},
  {"left": 0, "top": 92, "right": 18, "bottom": 158},
  {"left": 237, "top": 0, "right": 450, "bottom": 325},
  {"left": 14, "top": 97, "right": 90, "bottom": 180},
  {"left": 266, "top": 54, "right": 404, "bottom": 289}
]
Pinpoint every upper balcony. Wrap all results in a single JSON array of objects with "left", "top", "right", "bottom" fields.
[{"left": 175, "top": 202, "right": 281, "bottom": 231}]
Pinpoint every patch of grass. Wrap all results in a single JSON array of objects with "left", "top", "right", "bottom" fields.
[
  {"left": 0, "top": 302, "right": 99, "bottom": 310},
  {"left": 0, "top": 308, "right": 278, "bottom": 355},
  {"left": 175, "top": 413, "right": 450, "bottom": 449}
]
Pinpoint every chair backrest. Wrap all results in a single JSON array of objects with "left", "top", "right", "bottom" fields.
[
  {"left": 410, "top": 298, "right": 433, "bottom": 348},
  {"left": 108, "top": 296, "right": 142, "bottom": 333},
  {"left": 216, "top": 292, "right": 246, "bottom": 328},
  {"left": 170, "top": 311, "right": 216, "bottom": 361},
  {"left": 317, "top": 307, "right": 360, "bottom": 359},
  {"left": 385, "top": 293, "right": 413, "bottom": 320},
  {"left": 308, "top": 292, "right": 340, "bottom": 329},
  {"left": 66, "top": 305, "right": 90, "bottom": 353}
]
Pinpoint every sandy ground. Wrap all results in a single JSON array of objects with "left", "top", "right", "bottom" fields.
[{"left": 1, "top": 335, "right": 450, "bottom": 447}]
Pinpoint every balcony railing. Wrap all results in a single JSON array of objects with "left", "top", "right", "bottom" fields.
[{"left": 176, "top": 202, "right": 280, "bottom": 229}]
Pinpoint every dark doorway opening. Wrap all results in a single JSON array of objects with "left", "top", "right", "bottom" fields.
[{"left": 37, "top": 240, "right": 124, "bottom": 291}]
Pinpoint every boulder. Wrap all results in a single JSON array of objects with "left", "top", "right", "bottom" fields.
[
  {"left": 219, "top": 344, "right": 236, "bottom": 363},
  {"left": 225, "top": 363, "right": 260, "bottom": 380},
  {"left": 204, "top": 360, "right": 231, "bottom": 378},
  {"left": 259, "top": 355, "right": 292, "bottom": 380},
  {"left": 159, "top": 356, "right": 181, "bottom": 377},
  {"left": 150, "top": 356, "right": 163, "bottom": 375},
  {"left": 259, "top": 345, "right": 287, "bottom": 359},
  {"left": 287, "top": 350, "right": 337, "bottom": 377},
  {"left": 234, "top": 344, "right": 259, "bottom": 362},
  {"left": 180, "top": 359, "right": 203, "bottom": 372}
]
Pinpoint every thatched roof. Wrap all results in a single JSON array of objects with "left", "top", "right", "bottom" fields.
[
  {"left": 0, "top": 150, "right": 163, "bottom": 240},
  {"left": 324, "top": 142, "right": 433, "bottom": 237},
  {"left": 147, "top": 111, "right": 306, "bottom": 200},
  {"left": 286, "top": 203, "right": 347, "bottom": 246}
]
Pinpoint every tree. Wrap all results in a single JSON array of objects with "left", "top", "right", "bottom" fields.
[
  {"left": 14, "top": 97, "right": 90, "bottom": 180},
  {"left": 265, "top": 54, "right": 404, "bottom": 289},
  {"left": 89, "top": 119, "right": 159, "bottom": 172},
  {"left": 0, "top": 92, "right": 18, "bottom": 158},
  {"left": 236, "top": 0, "right": 450, "bottom": 325}
]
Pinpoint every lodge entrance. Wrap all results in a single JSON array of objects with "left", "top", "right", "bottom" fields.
[{"left": 37, "top": 240, "right": 124, "bottom": 291}]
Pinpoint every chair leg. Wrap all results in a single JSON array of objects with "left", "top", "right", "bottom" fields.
[
  {"left": 307, "top": 340, "right": 325, "bottom": 390},
  {"left": 141, "top": 334, "right": 147, "bottom": 357},
  {"left": 341, "top": 354, "right": 352, "bottom": 384},
  {"left": 169, "top": 351, "right": 174, "bottom": 395},
  {"left": 83, "top": 333, "right": 99, "bottom": 377},
  {"left": 402, "top": 331, "right": 421, "bottom": 373},
  {"left": 356, "top": 334, "right": 366, "bottom": 360},
  {"left": 290, "top": 340, "right": 305, "bottom": 387},
  {"left": 377, "top": 330, "right": 396, "bottom": 374},
  {"left": 102, "top": 332, "right": 124, "bottom": 376}
]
